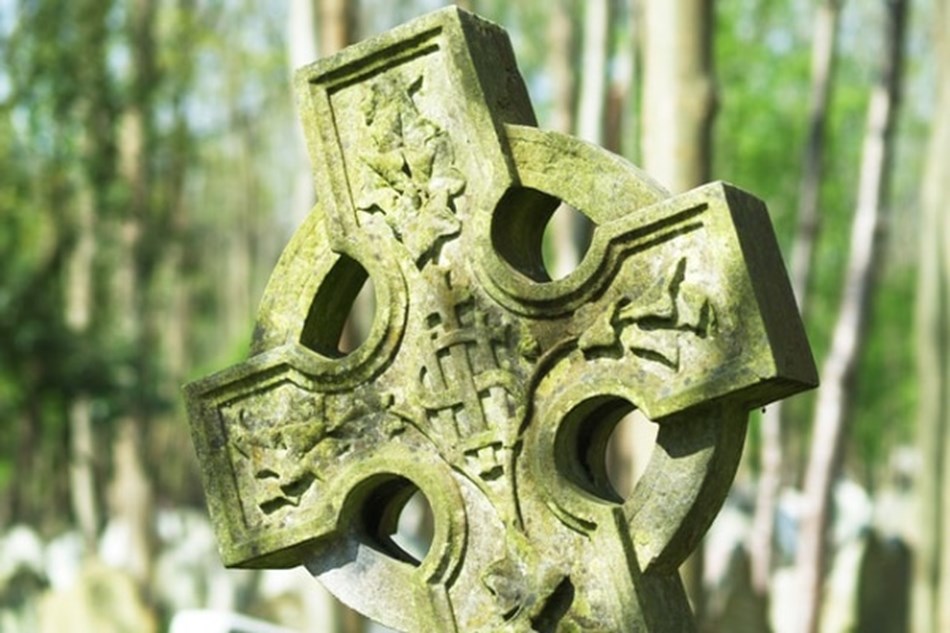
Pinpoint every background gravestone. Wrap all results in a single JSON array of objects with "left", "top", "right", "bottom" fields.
[{"left": 186, "top": 8, "right": 817, "bottom": 632}]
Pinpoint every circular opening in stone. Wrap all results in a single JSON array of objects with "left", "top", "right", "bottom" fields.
[
  {"left": 338, "top": 274, "right": 377, "bottom": 355},
  {"left": 358, "top": 475, "right": 433, "bottom": 566},
  {"left": 555, "top": 396, "right": 656, "bottom": 502},
  {"left": 391, "top": 488, "right": 435, "bottom": 563},
  {"left": 300, "top": 254, "right": 377, "bottom": 358},
  {"left": 541, "top": 201, "right": 594, "bottom": 280},
  {"left": 604, "top": 409, "right": 659, "bottom": 499},
  {"left": 491, "top": 186, "right": 594, "bottom": 283}
]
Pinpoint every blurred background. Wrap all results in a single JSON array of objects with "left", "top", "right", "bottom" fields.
[{"left": 0, "top": 0, "right": 946, "bottom": 631}]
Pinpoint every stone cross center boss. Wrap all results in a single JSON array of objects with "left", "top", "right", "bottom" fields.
[{"left": 185, "top": 8, "right": 817, "bottom": 632}]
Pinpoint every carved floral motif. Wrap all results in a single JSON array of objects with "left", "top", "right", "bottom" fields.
[
  {"left": 579, "top": 257, "right": 716, "bottom": 370},
  {"left": 356, "top": 72, "right": 466, "bottom": 267},
  {"left": 478, "top": 537, "right": 581, "bottom": 633},
  {"left": 221, "top": 384, "right": 404, "bottom": 520}
]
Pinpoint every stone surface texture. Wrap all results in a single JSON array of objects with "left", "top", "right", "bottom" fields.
[{"left": 185, "top": 8, "right": 817, "bottom": 632}]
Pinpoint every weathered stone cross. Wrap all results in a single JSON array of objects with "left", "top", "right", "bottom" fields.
[{"left": 185, "top": 8, "right": 817, "bottom": 632}]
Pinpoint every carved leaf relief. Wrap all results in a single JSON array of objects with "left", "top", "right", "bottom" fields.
[
  {"left": 221, "top": 384, "right": 405, "bottom": 521},
  {"left": 478, "top": 540, "right": 578, "bottom": 632},
  {"left": 579, "top": 257, "right": 717, "bottom": 370},
  {"left": 356, "top": 72, "right": 466, "bottom": 267}
]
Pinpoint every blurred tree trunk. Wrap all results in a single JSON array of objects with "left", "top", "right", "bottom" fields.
[
  {"left": 602, "top": 0, "right": 629, "bottom": 156},
  {"left": 147, "top": 0, "right": 199, "bottom": 515},
  {"left": 577, "top": 0, "right": 609, "bottom": 146},
  {"left": 287, "top": 0, "right": 320, "bottom": 234},
  {"left": 750, "top": 0, "right": 842, "bottom": 598},
  {"left": 66, "top": 0, "right": 118, "bottom": 555},
  {"left": 11, "top": 383, "right": 40, "bottom": 524},
  {"left": 790, "top": 0, "right": 843, "bottom": 314},
  {"left": 913, "top": 1, "right": 950, "bottom": 631},
  {"left": 641, "top": 0, "right": 716, "bottom": 195},
  {"left": 605, "top": 0, "right": 640, "bottom": 160},
  {"left": 66, "top": 180, "right": 99, "bottom": 553},
  {"left": 108, "top": 0, "right": 159, "bottom": 596},
  {"left": 163, "top": 0, "right": 196, "bottom": 381},
  {"left": 548, "top": 0, "right": 576, "bottom": 136},
  {"left": 319, "top": 0, "right": 358, "bottom": 55},
  {"left": 641, "top": 0, "right": 717, "bottom": 623},
  {"left": 795, "top": 2, "right": 908, "bottom": 632},
  {"left": 546, "top": 0, "right": 581, "bottom": 280},
  {"left": 223, "top": 118, "right": 254, "bottom": 348}
]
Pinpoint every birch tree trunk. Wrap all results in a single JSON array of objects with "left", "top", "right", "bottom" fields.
[
  {"left": 66, "top": 175, "right": 99, "bottom": 554},
  {"left": 576, "top": 0, "right": 609, "bottom": 146},
  {"left": 66, "top": 0, "right": 117, "bottom": 555},
  {"left": 641, "top": 0, "right": 716, "bottom": 195},
  {"left": 286, "top": 0, "right": 320, "bottom": 235},
  {"left": 750, "top": 0, "right": 843, "bottom": 597},
  {"left": 605, "top": 0, "right": 640, "bottom": 160},
  {"left": 545, "top": 0, "right": 583, "bottom": 281},
  {"left": 913, "top": 2, "right": 950, "bottom": 631},
  {"left": 641, "top": 0, "right": 717, "bottom": 622},
  {"left": 319, "top": 0, "right": 357, "bottom": 55},
  {"left": 789, "top": 0, "right": 843, "bottom": 313},
  {"left": 106, "top": 0, "right": 159, "bottom": 595},
  {"left": 144, "top": 0, "right": 198, "bottom": 522},
  {"left": 795, "top": 2, "right": 908, "bottom": 632},
  {"left": 547, "top": 0, "right": 576, "bottom": 137}
]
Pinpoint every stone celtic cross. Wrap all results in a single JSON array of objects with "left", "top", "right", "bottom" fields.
[{"left": 185, "top": 8, "right": 817, "bottom": 632}]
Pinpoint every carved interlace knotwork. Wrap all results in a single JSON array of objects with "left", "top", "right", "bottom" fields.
[
  {"left": 410, "top": 287, "right": 538, "bottom": 526},
  {"left": 420, "top": 299, "right": 522, "bottom": 435},
  {"left": 356, "top": 72, "right": 466, "bottom": 267}
]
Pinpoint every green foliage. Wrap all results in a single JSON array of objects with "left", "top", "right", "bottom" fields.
[
  {"left": 851, "top": 265, "right": 918, "bottom": 483},
  {"left": 0, "top": 0, "right": 239, "bottom": 524},
  {"left": 714, "top": 0, "right": 810, "bottom": 246},
  {"left": 714, "top": 0, "right": 927, "bottom": 483}
]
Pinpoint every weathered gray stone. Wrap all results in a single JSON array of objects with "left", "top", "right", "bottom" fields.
[
  {"left": 854, "top": 531, "right": 910, "bottom": 633},
  {"left": 702, "top": 493, "right": 771, "bottom": 633},
  {"left": 185, "top": 7, "right": 817, "bottom": 631},
  {"left": 705, "top": 547, "right": 769, "bottom": 633}
]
